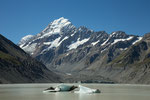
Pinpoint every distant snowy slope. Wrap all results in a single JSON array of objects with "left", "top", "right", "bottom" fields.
[
  {"left": 19, "top": 35, "right": 34, "bottom": 47},
  {"left": 68, "top": 38, "right": 90, "bottom": 50}
]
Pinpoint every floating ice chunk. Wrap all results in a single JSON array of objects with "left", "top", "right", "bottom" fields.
[
  {"left": 75, "top": 85, "right": 100, "bottom": 94},
  {"left": 43, "top": 85, "right": 77, "bottom": 93},
  {"left": 57, "top": 85, "right": 73, "bottom": 91}
]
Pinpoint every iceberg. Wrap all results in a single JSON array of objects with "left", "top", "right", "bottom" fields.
[
  {"left": 43, "top": 85, "right": 78, "bottom": 93},
  {"left": 58, "top": 85, "right": 74, "bottom": 91},
  {"left": 75, "top": 85, "right": 100, "bottom": 94},
  {"left": 43, "top": 84, "right": 100, "bottom": 94}
]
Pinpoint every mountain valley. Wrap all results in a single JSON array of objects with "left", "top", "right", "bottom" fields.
[{"left": 18, "top": 17, "right": 150, "bottom": 84}]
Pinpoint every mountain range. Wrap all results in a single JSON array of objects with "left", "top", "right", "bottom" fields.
[
  {"left": 18, "top": 17, "right": 150, "bottom": 84},
  {"left": 1, "top": 17, "right": 150, "bottom": 84}
]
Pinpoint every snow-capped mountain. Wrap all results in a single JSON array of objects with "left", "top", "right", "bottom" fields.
[
  {"left": 19, "top": 17, "right": 76, "bottom": 55},
  {"left": 19, "top": 17, "right": 142, "bottom": 68},
  {"left": 19, "top": 17, "right": 150, "bottom": 84}
]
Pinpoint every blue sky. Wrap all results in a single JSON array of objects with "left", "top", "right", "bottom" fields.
[{"left": 0, "top": 0, "right": 150, "bottom": 43}]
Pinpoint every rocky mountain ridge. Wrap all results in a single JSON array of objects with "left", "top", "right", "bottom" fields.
[
  {"left": 19, "top": 17, "right": 150, "bottom": 84},
  {"left": 0, "top": 34, "right": 60, "bottom": 83}
]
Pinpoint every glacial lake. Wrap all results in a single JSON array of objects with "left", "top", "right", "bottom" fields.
[{"left": 0, "top": 83, "right": 150, "bottom": 100}]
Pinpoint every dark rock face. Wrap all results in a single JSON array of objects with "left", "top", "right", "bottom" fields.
[
  {"left": 0, "top": 34, "right": 60, "bottom": 83},
  {"left": 18, "top": 17, "right": 150, "bottom": 84}
]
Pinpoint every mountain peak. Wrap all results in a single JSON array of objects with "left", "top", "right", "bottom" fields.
[
  {"left": 50, "top": 17, "right": 71, "bottom": 28},
  {"left": 41, "top": 17, "right": 74, "bottom": 36},
  {"left": 110, "top": 31, "right": 128, "bottom": 38}
]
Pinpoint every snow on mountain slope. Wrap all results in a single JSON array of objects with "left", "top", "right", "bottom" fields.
[
  {"left": 111, "top": 36, "right": 133, "bottom": 45},
  {"left": 19, "top": 35, "right": 34, "bottom": 48},
  {"left": 132, "top": 37, "right": 143, "bottom": 45},
  {"left": 91, "top": 40, "right": 100, "bottom": 46},
  {"left": 39, "top": 17, "right": 75, "bottom": 39},
  {"left": 68, "top": 38, "right": 90, "bottom": 50},
  {"left": 101, "top": 31, "right": 129, "bottom": 46},
  {"left": 22, "top": 43, "right": 37, "bottom": 54},
  {"left": 101, "top": 38, "right": 109, "bottom": 46}
]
